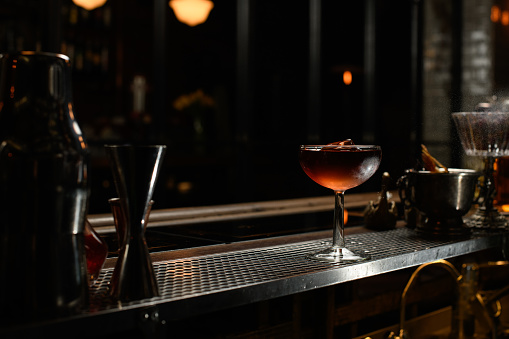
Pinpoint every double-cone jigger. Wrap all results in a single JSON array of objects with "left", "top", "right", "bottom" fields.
[{"left": 105, "top": 145, "right": 166, "bottom": 302}]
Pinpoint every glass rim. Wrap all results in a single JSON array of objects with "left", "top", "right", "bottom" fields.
[
  {"left": 299, "top": 144, "right": 381, "bottom": 149},
  {"left": 104, "top": 144, "right": 167, "bottom": 148},
  {"left": 0, "top": 51, "right": 70, "bottom": 61},
  {"left": 405, "top": 168, "right": 480, "bottom": 175},
  {"left": 452, "top": 112, "right": 509, "bottom": 115}
]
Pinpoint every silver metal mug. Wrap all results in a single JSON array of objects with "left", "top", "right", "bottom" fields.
[{"left": 398, "top": 169, "right": 480, "bottom": 237}]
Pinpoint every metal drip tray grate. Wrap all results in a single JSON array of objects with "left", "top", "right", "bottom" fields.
[{"left": 88, "top": 228, "right": 504, "bottom": 316}]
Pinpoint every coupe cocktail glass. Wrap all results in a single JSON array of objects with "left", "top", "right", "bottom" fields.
[
  {"left": 452, "top": 112, "right": 509, "bottom": 230},
  {"left": 299, "top": 144, "right": 382, "bottom": 262}
]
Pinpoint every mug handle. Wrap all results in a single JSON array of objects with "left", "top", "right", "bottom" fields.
[
  {"left": 473, "top": 176, "right": 483, "bottom": 204},
  {"left": 397, "top": 174, "right": 414, "bottom": 208}
]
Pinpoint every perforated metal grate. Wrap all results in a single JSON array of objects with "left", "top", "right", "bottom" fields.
[{"left": 88, "top": 228, "right": 495, "bottom": 313}]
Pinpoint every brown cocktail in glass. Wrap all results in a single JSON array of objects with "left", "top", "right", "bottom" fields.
[{"left": 299, "top": 142, "right": 382, "bottom": 262}]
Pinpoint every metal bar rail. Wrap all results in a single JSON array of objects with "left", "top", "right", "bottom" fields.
[
  {"left": 2, "top": 226, "right": 506, "bottom": 338},
  {"left": 87, "top": 192, "right": 386, "bottom": 234}
]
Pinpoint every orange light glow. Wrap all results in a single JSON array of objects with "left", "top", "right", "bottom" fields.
[
  {"left": 343, "top": 71, "right": 352, "bottom": 85},
  {"left": 72, "top": 0, "right": 107, "bottom": 11},
  {"left": 79, "top": 136, "right": 86, "bottom": 150},
  {"left": 68, "top": 103, "right": 75, "bottom": 120},
  {"left": 503, "top": 10, "right": 509, "bottom": 25},
  {"left": 169, "top": 0, "right": 214, "bottom": 27},
  {"left": 344, "top": 209, "right": 349, "bottom": 224},
  {"left": 502, "top": 205, "right": 509, "bottom": 213},
  {"left": 492, "top": 6, "right": 501, "bottom": 22}
]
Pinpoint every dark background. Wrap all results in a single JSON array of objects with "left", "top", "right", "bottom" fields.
[{"left": 0, "top": 0, "right": 416, "bottom": 213}]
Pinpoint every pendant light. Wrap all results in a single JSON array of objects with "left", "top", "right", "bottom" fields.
[
  {"left": 169, "top": 0, "right": 214, "bottom": 27},
  {"left": 72, "top": 0, "right": 107, "bottom": 11}
]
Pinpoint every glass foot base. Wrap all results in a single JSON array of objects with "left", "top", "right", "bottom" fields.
[
  {"left": 465, "top": 207, "right": 508, "bottom": 231},
  {"left": 307, "top": 246, "right": 370, "bottom": 263}
]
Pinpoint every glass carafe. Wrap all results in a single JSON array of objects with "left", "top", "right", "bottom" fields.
[{"left": 0, "top": 52, "right": 89, "bottom": 324}]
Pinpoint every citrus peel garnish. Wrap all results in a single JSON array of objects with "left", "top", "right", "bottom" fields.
[
  {"left": 421, "top": 144, "right": 448, "bottom": 173},
  {"left": 327, "top": 139, "right": 354, "bottom": 146}
]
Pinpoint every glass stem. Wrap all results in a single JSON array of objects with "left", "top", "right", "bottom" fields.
[
  {"left": 481, "top": 157, "right": 495, "bottom": 211},
  {"left": 333, "top": 191, "right": 345, "bottom": 249}
]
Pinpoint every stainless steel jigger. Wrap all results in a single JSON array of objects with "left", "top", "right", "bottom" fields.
[{"left": 105, "top": 145, "right": 166, "bottom": 302}]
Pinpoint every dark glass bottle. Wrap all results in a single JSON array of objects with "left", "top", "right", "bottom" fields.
[{"left": 0, "top": 52, "right": 89, "bottom": 324}]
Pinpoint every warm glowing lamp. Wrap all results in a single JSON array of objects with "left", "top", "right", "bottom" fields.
[
  {"left": 503, "top": 10, "right": 509, "bottom": 26},
  {"left": 491, "top": 5, "right": 501, "bottom": 23},
  {"left": 343, "top": 71, "right": 352, "bottom": 85},
  {"left": 169, "top": 0, "right": 214, "bottom": 27},
  {"left": 72, "top": 0, "right": 107, "bottom": 11}
]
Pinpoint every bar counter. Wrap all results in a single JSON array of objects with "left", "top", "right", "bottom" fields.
[{"left": 2, "top": 192, "right": 507, "bottom": 338}]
